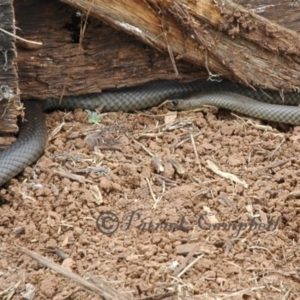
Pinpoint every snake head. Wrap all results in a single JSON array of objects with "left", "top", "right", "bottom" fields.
[{"left": 163, "top": 99, "right": 180, "bottom": 110}]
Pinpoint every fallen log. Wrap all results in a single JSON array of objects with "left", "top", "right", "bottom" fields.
[
  {"left": 0, "top": 0, "right": 18, "bottom": 141},
  {"left": 2, "top": 0, "right": 300, "bottom": 144},
  {"left": 61, "top": 0, "right": 300, "bottom": 91},
  {"left": 15, "top": 0, "right": 205, "bottom": 100}
]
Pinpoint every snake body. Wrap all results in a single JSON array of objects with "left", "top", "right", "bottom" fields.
[
  {"left": 0, "top": 101, "right": 47, "bottom": 186},
  {"left": 1, "top": 78, "right": 300, "bottom": 186},
  {"left": 166, "top": 91, "right": 300, "bottom": 124}
]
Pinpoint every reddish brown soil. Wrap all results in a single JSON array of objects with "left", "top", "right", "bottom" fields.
[{"left": 0, "top": 105, "right": 299, "bottom": 299}]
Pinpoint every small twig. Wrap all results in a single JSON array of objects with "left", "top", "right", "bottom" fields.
[
  {"left": 0, "top": 281, "right": 22, "bottom": 299},
  {"left": 146, "top": 178, "right": 165, "bottom": 209},
  {"left": 259, "top": 159, "right": 289, "bottom": 171},
  {"left": 266, "top": 137, "right": 285, "bottom": 158},
  {"left": 53, "top": 169, "right": 94, "bottom": 183},
  {"left": 215, "top": 286, "right": 265, "bottom": 298},
  {"left": 190, "top": 132, "right": 201, "bottom": 171},
  {"left": 173, "top": 132, "right": 202, "bottom": 149},
  {"left": 139, "top": 291, "right": 177, "bottom": 300},
  {"left": 206, "top": 159, "right": 248, "bottom": 188},
  {"left": 176, "top": 254, "right": 205, "bottom": 278},
  {"left": 72, "top": 166, "right": 110, "bottom": 175},
  {"left": 0, "top": 27, "right": 43, "bottom": 45},
  {"left": 248, "top": 246, "right": 279, "bottom": 262},
  {"left": 161, "top": 14, "right": 178, "bottom": 75},
  {"left": 133, "top": 119, "right": 194, "bottom": 138},
  {"left": 231, "top": 113, "right": 273, "bottom": 131},
  {"left": 136, "top": 112, "right": 169, "bottom": 118},
  {"left": 42, "top": 248, "right": 69, "bottom": 260},
  {"left": 173, "top": 243, "right": 200, "bottom": 276},
  {"left": 133, "top": 139, "right": 154, "bottom": 157},
  {"left": 205, "top": 50, "right": 222, "bottom": 81},
  {"left": 153, "top": 174, "right": 177, "bottom": 186},
  {"left": 48, "top": 121, "right": 65, "bottom": 141},
  {"left": 146, "top": 177, "right": 157, "bottom": 206},
  {"left": 19, "top": 247, "right": 129, "bottom": 300}
]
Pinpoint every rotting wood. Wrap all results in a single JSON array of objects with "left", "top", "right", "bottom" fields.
[
  {"left": 15, "top": 0, "right": 205, "bottom": 100},
  {"left": 3, "top": 0, "right": 300, "bottom": 146},
  {"left": 61, "top": 0, "right": 300, "bottom": 91},
  {"left": 238, "top": 0, "right": 300, "bottom": 32},
  {"left": 162, "top": 0, "right": 300, "bottom": 55},
  {"left": 15, "top": 0, "right": 300, "bottom": 97},
  {"left": 0, "top": 0, "right": 19, "bottom": 140}
]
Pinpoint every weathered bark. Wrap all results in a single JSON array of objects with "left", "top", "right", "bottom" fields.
[
  {"left": 15, "top": 0, "right": 205, "bottom": 100},
  {"left": 61, "top": 0, "right": 300, "bottom": 91},
  {"left": 15, "top": 0, "right": 300, "bottom": 97},
  {"left": 0, "top": 0, "right": 18, "bottom": 141},
  {"left": 238, "top": 0, "right": 300, "bottom": 33}
]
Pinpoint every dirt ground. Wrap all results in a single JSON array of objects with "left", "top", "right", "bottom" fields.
[{"left": 0, "top": 103, "right": 299, "bottom": 300}]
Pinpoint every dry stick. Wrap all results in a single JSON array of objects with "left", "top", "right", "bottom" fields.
[
  {"left": 133, "top": 139, "right": 154, "bottom": 157},
  {"left": 215, "top": 286, "right": 265, "bottom": 298},
  {"left": 161, "top": 16, "right": 178, "bottom": 76},
  {"left": 173, "top": 132, "right": 202, "bottom": 148},
  {"left": 248, "top": 246, "right": 279, "bottom": 263},
  {"left": 206, "top": 159, "right": 248, "bottom": 188},
  {"left": 176, "top": 254, "right": 205, "bottom": 278},
  {"left": 153, "top": 173, "right": 177, "bottom": 186},
  {"left": 266, "top": 137, "right": 285, "bottom": 158},
  {"left": 173, "top": 243, "right": 200, "bottom": 276},
  {"left": 19, "top": 247, "right": 130, "bottom": 300},
  {"left": 53, "top": 169, "right": 94, "bottom": 183},
  {"left": 139, "top": 291, "right": 177, "bottom": 300},
  {"left": 0, "top": 27, "right": 43, "bottom": 45},
  {"left": 259, "top": 159, "right": 289, "bottom": 170},
  {"left": 146, "top": 177, "right": 166, "bottom": 209},
  {"left": 231, "top": 113, "right": 273, "bottom": 131},
  {"left": 0, "top": 280, "right": 22, "bottom": 298},
  {"left": 146, "top": 178, "right": 157, "bottom": 206},
  {"left": 190, "top": 132, "right": 201, "bottom": 171}
]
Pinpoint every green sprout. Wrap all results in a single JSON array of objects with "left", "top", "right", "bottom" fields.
[{"left": 85, "top": 110, "right": 101, "bottom": 125}]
